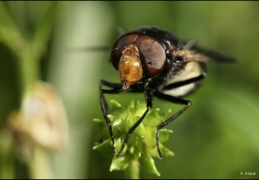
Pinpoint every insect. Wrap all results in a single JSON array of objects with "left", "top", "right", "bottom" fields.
[{"left": 100, "top": 26, "right": 235, "bottom": 159}]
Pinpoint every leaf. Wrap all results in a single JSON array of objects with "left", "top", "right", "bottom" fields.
[
  {"left": 110, "top": 155, "right": 130, "bottom": 171},
  {"left": 143, "top": 108, "right": 164, "bottom": 127},
  {"left": 93, "top": 118, "right": 109, "bottom": 139},
  {"left": 159, "top": 143, "right": 174, "bottom": 157},
  {"left": 159, "top": 129, "right": 173, "bottom": 143},
  {"left": 109, "top": 100, "right": 127, "bottom": 121},
  {"left": 93, "top": 139, "right": 113, "bottom": 158},
  {"left": 142, "top": 127, "right": 156, "bottom": 149},
  {"left": 32, "top": 2, "right": 59, "bottom": 55},
  {"left": 139, "top": 149, "right": 160, "bottom": 176},
  {"left": 113, "top": 137, "right": 124, "bottom": 155}
]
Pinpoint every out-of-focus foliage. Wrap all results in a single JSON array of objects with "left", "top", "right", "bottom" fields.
[{"left": 0, "top": 1, "right": 259, "bottom": 179}]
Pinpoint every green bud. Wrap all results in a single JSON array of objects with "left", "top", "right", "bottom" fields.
[{"left": 93, "top": 100, "right": 174, "bottom": 176}]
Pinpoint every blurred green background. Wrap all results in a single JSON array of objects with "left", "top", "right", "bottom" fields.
[{"left": 0, "top": 1, "right": 259, "bottom": 179}]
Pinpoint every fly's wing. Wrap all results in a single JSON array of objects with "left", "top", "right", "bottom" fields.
[
  {"left": 180, "top": 39, "right": 236, "bottom": 63},
  {"left": 163, "top": 39, "right": 235, "bottom": 97}
]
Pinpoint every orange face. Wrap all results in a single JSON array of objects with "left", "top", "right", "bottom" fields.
[{"left": 118, "top": 44, "right": 143, "bottom": 89}]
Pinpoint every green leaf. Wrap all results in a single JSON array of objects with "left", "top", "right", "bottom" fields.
[
  {"left": 32, "top": 2, "right": 59, "bottom": 56},
  {"left": 159, "top": 143, "right": 174, "bottom": 157},
  {"left": 111, "top": 118, "right": 123, "bottom": 138},
  {"left": 142, "top": 127, "right": 156, "bottom": 149},
  {"left": 134, "top": 101, "right": 146, "bottom": 117},
  {"left": 110, "top": 99, "right": 122, "bottom": 109},
  {"left": 143, "top": 108, "right": 164, "bottom": 127},
  {"left": 128, "top": 117, "right": 145, "bottom": 139},
  {"left": 113, "top": 136, "right": 126, "bottom": 155},
  {"left": 93, "top": 118, "right": 109, "bottom": 139},
  {"left": 93, "top": 139, "right": 113, "bottom": 158},
  {"left": 159, "top": 129, "right": 173, "bottom": 143},
  {"left": 0, "top": 2, "right": 26, "bottom": 53},
  {"left": 110, "top": 155, "right": 130, "bottom": 171},
  {"left": 109, "top": 100, "right": 127, "bottom": 121},
  {"left": 139, "top": 149, "right": 160, "bottom": 176}
]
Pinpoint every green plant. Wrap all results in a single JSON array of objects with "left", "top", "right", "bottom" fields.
[{"left": 94, "top": 100, "right": 174, "bottom": 178}]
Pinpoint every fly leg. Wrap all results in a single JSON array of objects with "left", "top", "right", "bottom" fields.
[
  {"left": 154, "top": 91, "right": 191, "bottom": 160},
  {"left": 116, "top": 86, "right": 153, "bottom": 157},
  {"left": 99, "top": 80, "right": 124, "bottom": 155}
]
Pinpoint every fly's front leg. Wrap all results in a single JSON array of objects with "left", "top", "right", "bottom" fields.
[
  {"left": 99, "top": 80, "right": 124, "bottom": 155},
  {"left": 154, "top": 91, "right": 191, "bottom": 160},
  {"left": 116, "top": 86, "right": 153, "bottom": 157}
]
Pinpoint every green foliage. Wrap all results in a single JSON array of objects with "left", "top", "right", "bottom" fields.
[{"left": 93, "top": 100, "right": 174, "bottom": 177}]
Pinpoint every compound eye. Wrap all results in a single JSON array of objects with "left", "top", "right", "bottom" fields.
[{"left": 136, "top": 35, "right": 166, "bottom": 77}]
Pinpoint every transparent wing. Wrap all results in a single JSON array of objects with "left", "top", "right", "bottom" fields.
[{"left": 181, "top": 39, "right": 236, "bottom": 63}]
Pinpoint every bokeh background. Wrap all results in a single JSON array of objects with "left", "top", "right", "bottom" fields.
[{"left": 0, "top": 1, "right": 259, "bottom": 179}]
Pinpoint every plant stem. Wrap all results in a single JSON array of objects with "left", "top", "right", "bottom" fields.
[
  {"left": 0, "top": 131, "right": 15, "bottom": 179},
  {"left": 124, "top": 158, "right": 140, "bottom": 179},
  {"left": 0, "top": 2, "right": 56, "bottom": 179},
  {"left": 17, "top": 47, "right": 40, "bottom": 99},
  {"left": 28, "top": 147, "right": 53, "bottom": 179}
]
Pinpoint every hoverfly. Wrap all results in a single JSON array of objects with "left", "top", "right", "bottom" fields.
[{"left": 99, "top": 26, "right": 235, "bottom": 159}]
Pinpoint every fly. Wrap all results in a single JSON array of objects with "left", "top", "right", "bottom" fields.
[{"left": 99, "top": 26, "right": 235, "bottom": 159}]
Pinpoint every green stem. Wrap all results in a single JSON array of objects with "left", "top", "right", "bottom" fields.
[
  {"left": 124, "top": 158, "right": 140, "bottom": 179},
  {"left": 17, "top": 48, "right": 40, "bottom": 99},
  {"left": 28, "top": 147, "right": 53, "bottom": 179},
  {"left": 0, "top": 131, "right": 15, "bottom": 179},
  {"left": 0, "top": 2, "right": 56, "bottom": 179},
  {"left": 17, "top": 48, "right": 55, "bottom": 179}
]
